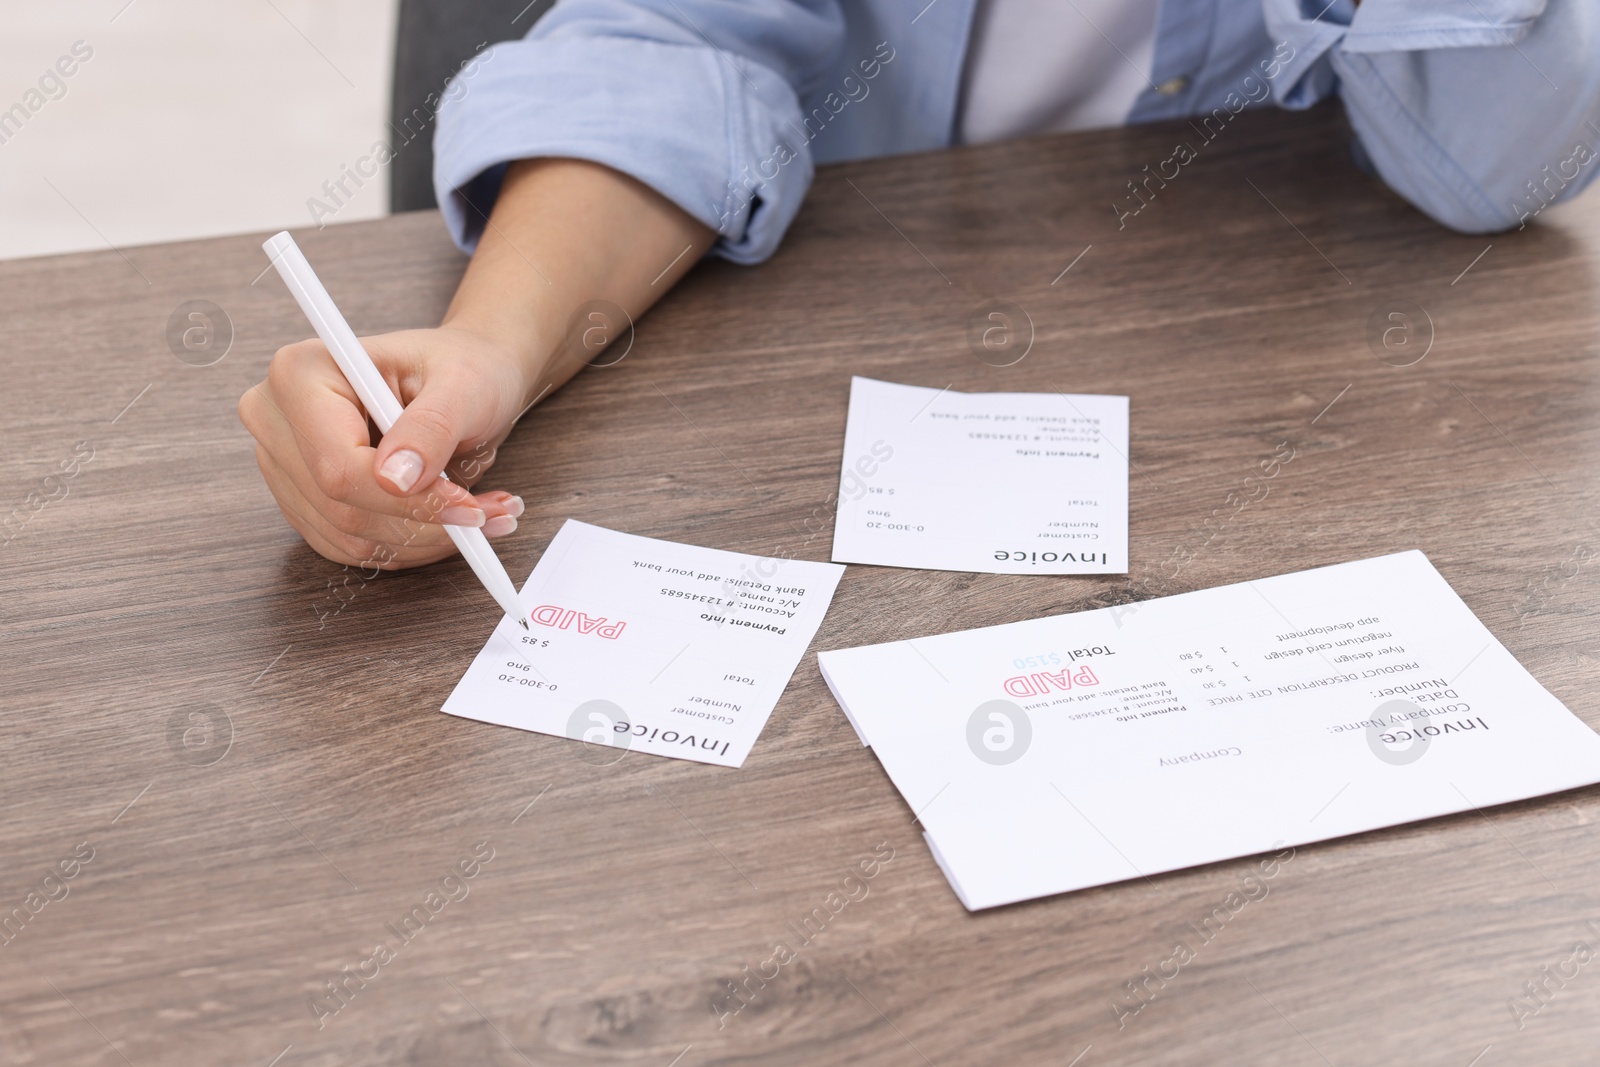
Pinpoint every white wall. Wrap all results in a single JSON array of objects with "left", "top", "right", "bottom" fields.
[{"left": 0, "top": 0, "right": 398, "bottom": 260}]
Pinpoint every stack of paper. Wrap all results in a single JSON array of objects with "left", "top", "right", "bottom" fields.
[{"left": 818, "top": 551, "right": 1600, "bottom": 909}]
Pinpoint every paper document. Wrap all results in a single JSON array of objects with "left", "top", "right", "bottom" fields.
[
  {"left": 818, "top": 551, "right": 1600, "bottom": 909},
  {"left": 829, "top": 376, "right": 1129, "bottom": 574},
  {"left": 444, "top": 520, "right": 844, "bottom": 767}
]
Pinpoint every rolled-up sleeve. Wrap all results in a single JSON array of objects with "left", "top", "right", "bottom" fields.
[
  {"left": 1263, "top": 0, "right": 1600, "bottom": 233},
  {"left": 432, "top": 0, "right": 844, "bottom": 264}
]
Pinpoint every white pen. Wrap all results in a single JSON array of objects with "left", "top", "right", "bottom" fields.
[{"left": 262, "top": 230, "right": 529, "bottom": 630}]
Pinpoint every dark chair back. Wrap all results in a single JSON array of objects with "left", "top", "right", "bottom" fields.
[{"left": 389, "top": 0, "right": 556, "bottom": 212}]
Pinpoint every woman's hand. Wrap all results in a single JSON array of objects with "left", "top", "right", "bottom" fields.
[
  {"left": 238, "top": 324, "right": 533, "bottom": 570},
  {"left": 241, "top": 157, "right": 718, "bottom": 571}
]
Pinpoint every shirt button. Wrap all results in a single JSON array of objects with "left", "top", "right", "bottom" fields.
[{"left": 1155, "top": 76, "right": 1190, "bottom": 96}]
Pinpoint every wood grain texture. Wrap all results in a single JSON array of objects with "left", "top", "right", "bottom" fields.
[{"left": 3, "top": 102, "right": 1600, "bottom": 1066}]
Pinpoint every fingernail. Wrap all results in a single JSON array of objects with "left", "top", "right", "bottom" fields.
[
  {"left": 378, "top": 449, "right": 424, "bottom": 493},
  {"left": 504, "top": 495, "right": 525, "bottom": 518},
  {"left": 484, "top": 514, "right": 517, "bottom": 537},
  {"left": 441, "top": 505, "right": 487, "bottom": 527}
]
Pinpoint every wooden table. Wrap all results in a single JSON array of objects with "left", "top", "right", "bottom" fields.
[{"left": 5, "top": 102, "right": 1600, "bottom": 1066}]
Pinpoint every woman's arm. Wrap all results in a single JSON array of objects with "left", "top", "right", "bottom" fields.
[
  {"left": 243, "top": 0, "right": 843, "bottom": 569},
  {"left": 1264, "top": 0, "right": 1600, "bottom": 233},
  {"left": 445, "top": 157, "right": 716, "bottom": 417},
  {"left": 239, "top": 158, "right": 713, "bottom": 570}
]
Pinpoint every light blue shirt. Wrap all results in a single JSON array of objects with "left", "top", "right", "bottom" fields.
[{"left": 433, "top": 0, "right": 1600, "bottom": 265}]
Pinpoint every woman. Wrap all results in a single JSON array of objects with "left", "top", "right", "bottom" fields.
[{"left": 240, "top": 0, "right": 1599, "bottom": 569}]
